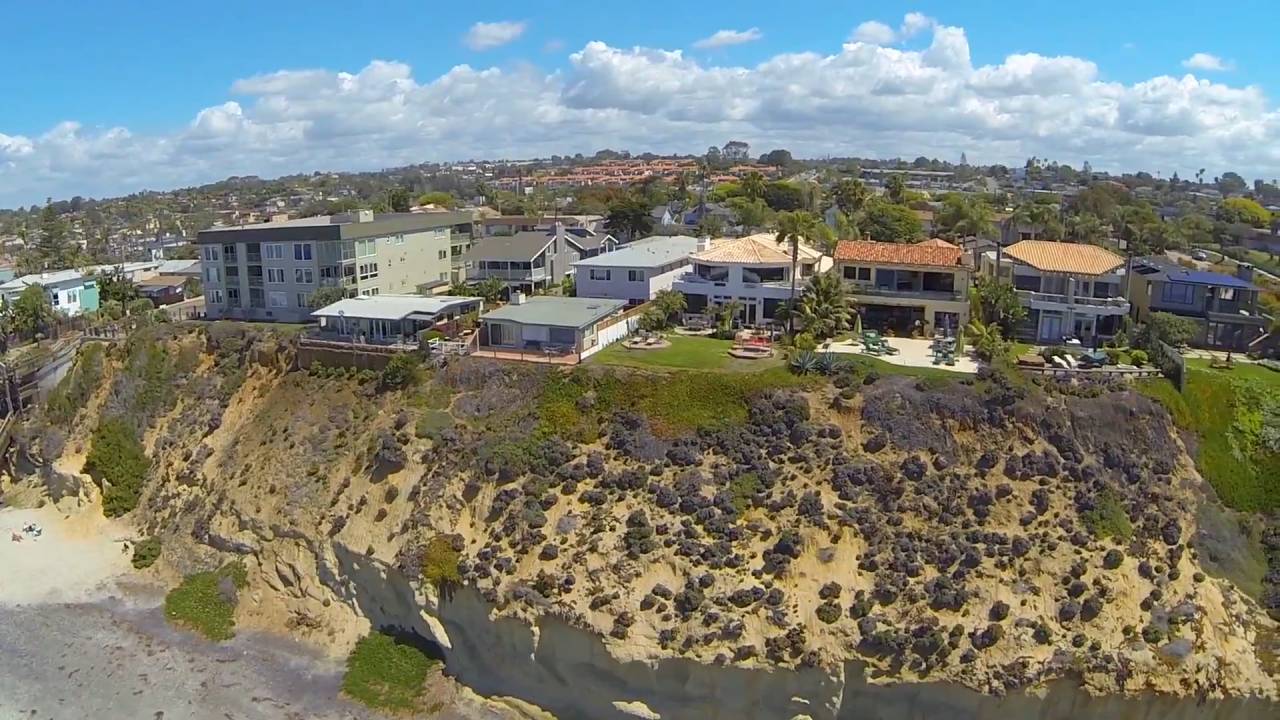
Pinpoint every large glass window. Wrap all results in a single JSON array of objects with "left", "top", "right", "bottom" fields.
[
  {"left": 266, "top": 268, "right": 286, "bottom": 284},
  {"left": 1160, "top": 282, "right": 1195, "bottom": 304},
  {"left": 265, "top": 243, "right": 285, "bottom": 260},
  {"left": 294, "top": 243, "right": 313, "bottom": 261},
  {"left": 694, "top": 264, "right": 729, "bottom": 282}
]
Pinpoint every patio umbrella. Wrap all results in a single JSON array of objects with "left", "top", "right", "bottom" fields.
[{"left": 853, "top": 312, "right": 863, "bottom": 338}]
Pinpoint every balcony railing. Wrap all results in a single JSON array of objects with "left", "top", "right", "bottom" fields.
[
  {"left": 246, "top": 253, "right": 262, "bottom": 263},
  {"left": 472, "top": 266, "right": 548, "bottom": 281},
  {"left": 1017, "top": 290, "right": 1129, "bottom": 309},
  {"left": 845, "top": 284, "right": 964, "bottom": 302}
]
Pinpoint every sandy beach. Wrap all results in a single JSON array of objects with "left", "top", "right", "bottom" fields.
[{"left": 0, "top": 504, "right": 506, "bottom": 720}]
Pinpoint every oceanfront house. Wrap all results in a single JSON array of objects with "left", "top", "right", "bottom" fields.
[
  {"left": 979, "top": 240, "right": 1130, "bottom": 345},
  {"left": 1127, "top": 257, "right": 1268, "bottom": 351},
  {"left": 833, "top": 238, "right": 972, "bottom": 335},
  {"left": 311, "top": 294, "right": 483, "bottom": 346},
  {"left": 0, "top": 270, "right": 100, "bottom": 316},
  {"left": 463, "top": 224, "right": 617, "bottom": 296},
  {"left": 478, "top": 293, "right": 628, "bottom": 360},
  {"left": 572, "top": 235, "right": 700, "bottom": 305},
  {"left": 135, "top": 275, "right": 191, "bottom": 307},
  {"left": 671, "top": 234, "right": 830, "bottom": 327},
  {"left": 479, "top": 215, "right": 602, "bottom": 238},
  {"left": 196, "top": 210, "right": 472, "bottom": 323}
]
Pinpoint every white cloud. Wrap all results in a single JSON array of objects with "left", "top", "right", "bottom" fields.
[
  {"left": 463, "top": 20, "right": 526, "bottom": 51},
  {"left": 1182, "top": 52, "right": 1233, "bottom": 72},
  {"left": 3, "top": 18, "right": 1280, "bottom": 206},
  {"left": 850, "top": 12, "right": 936, "bottom": 45},
  {"left": 692, "top": 28, "right": 763, "bottom": 50}
]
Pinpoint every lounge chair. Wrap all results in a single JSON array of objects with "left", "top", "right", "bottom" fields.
[
  {"left": 882, "top": 342, "right": 900, "bottom": 356},
  {"left": 1052, "top": 356, "right": 1071, "bottom": 370}
]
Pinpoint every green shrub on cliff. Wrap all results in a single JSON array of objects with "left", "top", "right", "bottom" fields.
[
  {"left": 380, "top": 353, "right": 423, "bottom": 391},
  {"left": 83, "top": 417, "right": 150, "bottom": 517},
  {"left": 131, "top": 537, "right": 162, "bottom": 569},
  {"left": 342, "top": 632, "right": 437, "bottom": 712},
  {"left": 164, "top": 561, "right": 248, "bottom": 641},
  {"left": 420, "top": 536, "right": 461, "bottom": 588}
]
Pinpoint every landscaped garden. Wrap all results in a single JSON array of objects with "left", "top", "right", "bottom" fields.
[{"left": 591, "top": 335, "right": 783, "bottom": 372}]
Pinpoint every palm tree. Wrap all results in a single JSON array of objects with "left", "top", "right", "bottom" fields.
[
  {"left": 938, "top": 196, "right": 995, "bottom": 240},
  {"left": 473, "top": 277, "right": 506, "bottom": 303},
  {"left": 833, "top": 178, "right": 871, "bottom": 217},
  {"left": 1066, "top": 213, "right": 1107, "bottom": 245},
  {"left": 795, "top": 273, "right": 853, "bottom": 340},
  {"left": 775, "top": 211, "right": 821, "bottom": 336},
  {"left": 886, "top": 174, "right": 908, "bottom": 205},
  {"left": 741, "top": 171, "right": 766, "bottom": 201}
]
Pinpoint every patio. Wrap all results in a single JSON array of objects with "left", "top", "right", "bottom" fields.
[{"left": 826, "top": 336, "right": 979, "bottom": 374}]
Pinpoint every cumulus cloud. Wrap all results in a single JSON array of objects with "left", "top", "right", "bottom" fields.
[
  {"left": 850, "top": 12, "right": 936, "bottom": 45},
  {"left": 692, "top": 28, "right": 763, "bottom": 49},
  {"left": 464, "top": 20, "right": 526, "bottom": 50},
  {"left": 3, "top": 17, "right": 1280, "bottom": 206},
  {"left": 1181, "top": 52, "right": 1232, "bottom": 72}
]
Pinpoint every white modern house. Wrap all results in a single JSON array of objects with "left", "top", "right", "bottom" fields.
[
  {"left": 979, "top": 240, "right": 1130, "bottom": 344},
  {"left": 671, "top": 233, "right": 831, "bottom": 326},
  {"left": 571, "top": 235, "right": 700, "bottom": 305},
  {"left": 310, "top": 294, "right": 483, "bottom": 345}
]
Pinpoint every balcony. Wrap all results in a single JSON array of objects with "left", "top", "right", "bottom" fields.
[
  {"left": 472, "top": 266, "right": 548, "bottom": 282},
  {"left": 1017, "top": 290, "right": 1129, "bottom": 313},
  {"left": 845, "top": 284, "right": 965, "bottom": 302},
  {"left": 246, "top": 253, "right": 262, "bottom": 263}
]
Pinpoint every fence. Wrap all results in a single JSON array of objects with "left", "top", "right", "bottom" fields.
[{"left": 581, "top": 302, "right": 650, "bottom": 361}]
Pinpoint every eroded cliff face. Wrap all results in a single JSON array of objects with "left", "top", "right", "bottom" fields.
[{"left": 20, "top": 324, "right": 1280, "bottom": 719}]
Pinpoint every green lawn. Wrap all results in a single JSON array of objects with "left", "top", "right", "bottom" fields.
[
  {"left": 590, "top": 335, "right": 782, "bottom": 372},
  {"left": 1139, "top": 360, "right": 1279, "bottom": 512}
]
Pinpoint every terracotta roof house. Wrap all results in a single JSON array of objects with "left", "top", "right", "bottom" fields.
[
  {"left": 671, "top": 234, "right": 831, "bottom": 327},
  {"left": 979, "top": 240, "right": 1130, "bottom": 345},
  {"left": 834, "top": 239, "right": 972, "bottom": 335}
]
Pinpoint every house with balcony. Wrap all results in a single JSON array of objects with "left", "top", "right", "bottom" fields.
[
  {"left": 464, "top": 224, "right": 618, "bottom": 295},
  {"left": 572, "top": 235, "right": 700, "bottom": 305},
  {"left": 196, "top": 210, "right": 465, "bottom": 323},
  {"left": 0, "top": 269, "right": 100, "bottom": 316},
  {"left": 833, "top": 238, "right": 972, "bottom": 335},
  {"left": 671, "top": 234, "right": 830, "bottom": 326},
  {"left": 1127, "top": 257, "right": 1268, "bottom": 350},
  {"left": 979, "top": 241, "right": 1130, "bottom": 344}
]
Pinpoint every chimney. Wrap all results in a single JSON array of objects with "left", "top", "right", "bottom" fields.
[
  {"left": 697, "top": 236, "right": 712, "bottom": 252},
  {"left": 355, "top": 209, "right": 374, "bottom": 223},
  {"left": 1236, "top": 263, "right": 1255, "bottom": 283},
  {"left": 511, "top": 291, "right": 526, "bottom": 305}
]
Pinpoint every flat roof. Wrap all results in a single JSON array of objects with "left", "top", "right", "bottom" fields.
[
  {"left": 572, "top": 235, "right": 700, "bottom": 268},
  {"left": 197, "top": 211, "right": 472, "bottom": 244},
  {"left": 312, "top": 294, "right": 483, "bottom": 321},
  {"left": 481, "top": 296, "right": 626, "bottom": 328}
]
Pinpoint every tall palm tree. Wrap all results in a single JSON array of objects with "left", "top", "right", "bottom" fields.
[
  {"left": 776, "top": 211, "right": 820, "bottom": 336},
  {"left": 939, "top": 196, "right": 995, "bottom": 240},
  {"left": 886, "top": 174, "right": 908, "bottom": 205},
  {"left": 833, "top": 178, "right": 871, "bottom": 217},
  {"left": 1066, "top": 212, "right": 1107, "bottom": 245},
  {"left": 741, "top": 171, "right": 766, "bottom": 201}
]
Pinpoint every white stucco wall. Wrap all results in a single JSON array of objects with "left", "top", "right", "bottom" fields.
[{"left": 576, "top": 262, "right": 690, "bottom": 303}]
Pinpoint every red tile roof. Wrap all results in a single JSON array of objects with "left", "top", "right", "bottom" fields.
[{"left": 833, "top": 240, "right": 965, "bottom": 268}]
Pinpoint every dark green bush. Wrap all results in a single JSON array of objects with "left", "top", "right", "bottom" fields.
[
  {"left": 84, "top": 418, "right": 150, "bottom": 517},
  {"left": 342, "top": 632, "right": 436, "bottom": 712},
  {"left": 164, "top": 561, "right": 248, "bottom": 640},
  {"left": 421, "top": 536, "right": 461, "bottom": 588},
  {"left": 131, "top": 537, "right": 162, "bottom": 569}
]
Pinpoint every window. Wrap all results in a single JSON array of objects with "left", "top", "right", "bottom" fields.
[
  {"left": 205, "top": 267, "right": 222, "bottom": 283},
  {"left": 356, "top": 239, "right": 376, "bottom": 257},
  {"left": 294, "top": 243, "right": 313, "bottom": 261},
  {"left": 358, "top": 262, "right": 379, "bottom": 281},
  {"left": 51, "top": 292, "right": 60, "bottom": 306},
  {"left": 438, "top": 250, "right": 448, "bottom": 260},
  {"left": 589, "top": 268, "right": 611, "bottom": 281},
  {"left": 67, "top": 289, "right": 79, "bottom": 304},
  {"left": 294, "top": 268, "right": 314, "bottom": 284},
  {"left": 227, "top": 287, "right": 241, "bottom": 305},
  {"left": 210, "top": 289, "right": 224, "bottom": 304},
  {"left": 202, "top": 246, "right": 220, "bottom": 262},
  {"left": 266, "top": 268, "right": 286, "bottom": 284},
  {"left": 295, "top": 293, "right": 309, "bottom": 307},
  {"left": 320, "top": 266, "right": 338, "bottom": 280},
  {"left": 1160, "top": 282, "right": 1195, "bottom": 304},
  {"left": 439, "top": 272, "right": 449, "bottom": 281},
  {"left": 268, "top": 291, "right": 288, "bottom": 308},
  {"left": 265, "top": 243, "right": 285, "bottom": 260},
  {"left": 628, "top": 270, "right": 645, "bottom": 282},
  {"left": 1220, "top": 287, "right": 1236, "bottom": 301},
  {"left": 395, "top": 234, "right": 406, "bottom": 245},
  {"left": 222, "top": 244, "right": 237, "bottom": 261},
  {"left": 842, "top": 266, "right": 872, "bottom": 281},
  {"left": 360, "top": 287, "right": 380, "bottom": 296}
]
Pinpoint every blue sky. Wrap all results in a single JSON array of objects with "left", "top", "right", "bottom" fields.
[{"left": 1, "top": 1, "right": 1278, "bottom": 205}]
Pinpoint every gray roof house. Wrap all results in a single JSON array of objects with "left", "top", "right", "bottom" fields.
[
  {"left": 310, "top": 294, "right": 483, "bottom": 346},
  {"left": 464, "top": 223, "right": 617, "bottom": 296},
  {"left": 477, "top": 293, "right": 630, "bottom": 363}
]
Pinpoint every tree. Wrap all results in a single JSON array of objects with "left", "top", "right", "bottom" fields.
[
  {"left": 861, "top": 199, "right": 923, "bottom": 243},
  {"left": 472, "top": 277, "right": 506, "bottom": 303},
  {"left": 560, "top": 275, "right": 576, "bottom": 297},
  {"left": 832, "top": 179, "right": 871, "bottom": 217},
  {"left": 9, "top": 284, "right": 55, "bottom": 338},
  {"left": 1217, "top": 197, "right": 1271, "bottom": 228},
  {"left": 1012, "top": 202, "right": 1063, "bottom": 241},
  {"left": 794, "top": 272, "right": 852, "bottom": 340},
  {"left": 604, "top": 198, "right": 654, "bottom": 240},
  {"left": 727, "top": 196, "right": 772, "bottom": 230},
  {"left": 417, "top": 191, "right": 456, "bottom": 209},
  {"left": 1217, "top": 171, "right": 1248, "bottom": 196},
  {"left": 886, "top": 174, "right": 908, "bottom": 205},
  {"left": 741, "top": 171, "right": 766, "bottom": 201},
  {"left": 1072, "top": 184, "right": 1129, "bottom": 220},
  {"left": 33, "top": 202, "right": 75, "bottom": 270},
  {"left": 1173, "top": 213, "right": 1214, "bottom": 247},
  {"left": 1135, "top": 312, "right": 1199, "bottom": 350},
  {"left": 964, "top": 320, "right": 1006, "bottom": 361},
  {"left": 651, "top": 289, "right": 686, "bottom": 326},
  {"left": 387, "top": 188, "right": 413, "bottom": 213},
  {"left": 1065, "top": 212, "right": 1108, "bottom": 245},
  {"left": 1113, "top": 204, "right": 1163, "bottom": 255},
  {"left": 760, "top": 149, "right": 793, "bottom": 169},
  {"left": 695, "top": 215, "right": 726, "bottom": 238},
  {"left": 969, "top": 277, "right": 1026, "bottom": 337},
  {"left": 97, "top": 271, "right": 138, "bottom": 305},
  {"left": 308, "top": 286, "right": 348, "bottom": 308},
  {"left": 832, "top": 210, "right": 860, "bottom": 241},
  {"left": 775, "top": 211, "right": 822, "bottom": 336},
  {"left": 936, "top": 195, "right": 995, "bottom": 240},
  {"left": 762, "top": 181, "right": 806, "bottom": 211}
]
